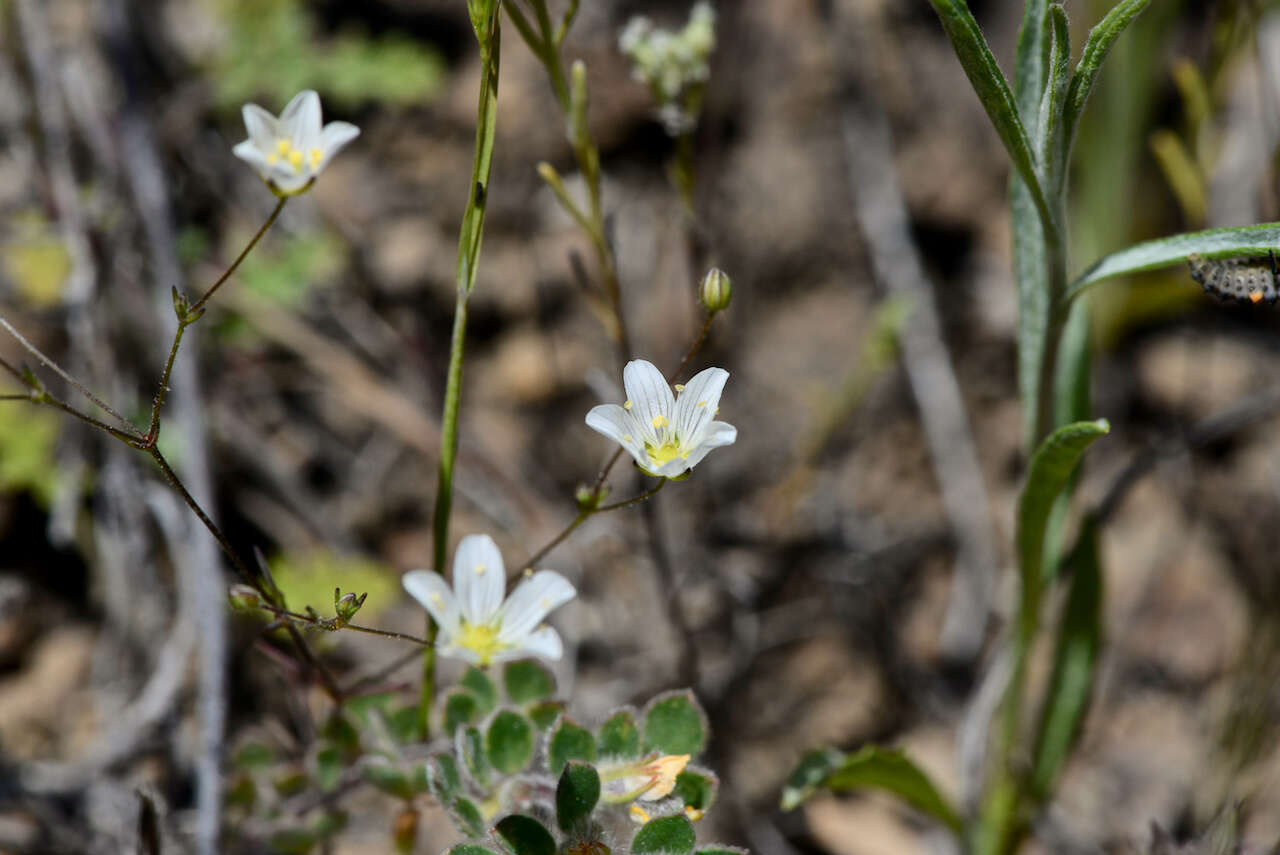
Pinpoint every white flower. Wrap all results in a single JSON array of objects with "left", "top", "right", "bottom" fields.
[
  {"left": 401, "top": 534, "right": 576, "bottom": 666},
  {"left": 585, "top": 359, "right": 736, "bottom": 478},
  {"left": 232, "top": 90, "right": 359, "bottom": 196}
]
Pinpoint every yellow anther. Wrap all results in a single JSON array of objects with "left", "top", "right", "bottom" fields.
[
  {"left": 696, "top": 400, "right": 707, "bottom": 408},
  {"left": 523, "top": 568, "right": 534, "bottom": 578},
  {"left": 623, "top": 399, "right": 633, "bottom": 410},
  {"left": 288, "top": 149, "right": 304, "bottom": 170},
  {"left": 629, "top": 805, "right": 651, "bottom": 825},
  {"left": 474, "top": 564, "right": 487, "bottom": 576},
  {"left": 266, "top": 153, "right": 279, "bottom": 165},
  {"left": 651, "top": 414, "right": 669, "bottom": 428},
  {"left": 685, "top": 807, "right": 704, "bottom": 822},
  {"left": 309, "top": 148, "right": 323, "bottom": 167},
  {"left": 674, "top": 384, "right": 685, "bottom": 392},
  {"left": 430, "top": 593, "right": 445, "bottom": 608},
  {"left": 277, "top": 139, "right": 292, "bottom": 154},
  {"left": 623, "top": 434, "right": 632, "bottom": 443}
]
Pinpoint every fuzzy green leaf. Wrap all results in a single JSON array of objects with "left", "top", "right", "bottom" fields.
[
  {"left": 1068, "top": 223, "right": 1280, "bottom": 300},
  {"left": 549, "top": 718, "right": 597, "bottom": 777},
  {"left": 696, "top": 849, "right": 748, "bottom": 855},
  {"left": 504, "top": 660, "right": 555, "bottom": 704},
  {"left": 445, "top": 691, "right": 481, "bottom": 734},
  {"left": 362, "top": 761, "right": 413, "bottom": 800},
  {"left": 927, "top": 0, "right": 1048, "bottom": 219},
  {"left": 555, "top": 761, "right": 601, "bottom": 833},
  {"left": 597, "top": 709, "right": 642, "bottom": 760},
  {"left": 449, "top": 847, "right": 499, "bottom": 855},
  {"left": 460, "top": 726, "right": 490, "bottom": 788},
  {"left": 632, "top": 815, "right": 696, "bottom": 855},
  {"left": 1031, "top": 518, "right": 1103, "bottom": 798},
  {"left": 486, "top": 710, "right": 535, "bottom": 775},
  {"left": 642, "top": 692, "right": 708, "bottom": 757},
  {"left": 494, "top": 815, "right": 556, "bottom": 855},
  {"left": 674, "top": 768, "right": 718, "bottom": 812},
  {"left": 450, "top": 797, "right": 486, "bottom": 838},
  {"left": 429, "top": 753, "right": 461, "bottom": 801},
  {"left": 528, "top": 700, "right": 566, "bottom": 730},
  {"left": 461, "top": 667, "right": 498, "bottom": 713}
]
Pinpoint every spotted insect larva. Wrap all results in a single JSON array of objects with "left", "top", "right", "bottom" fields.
[{"left": 1186, "top": 252, "right": 1280, "bottom": 305}]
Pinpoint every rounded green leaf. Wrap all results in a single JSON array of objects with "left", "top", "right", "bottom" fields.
[
  {"left": 449, "top": 847, "right": 500, "bottom": 855},
  {"left": 597, "top": 708, "right": 641, "bottom": 759},
  {"left": 528, "top": 700, "right": 566, "bottom": 730},
  {"left": 632, "top": 815, "right": 696, "bottom": 855},
  {"left": 504, "top": 660, "right": 555, "bottom": 704},
  {"left": 450, "top": 796, "right": 486, "bottom": 838},
  {"left": 462, "top": 666, "right": 498, "bottom": 713},
  {"left": 549, "top": 718, "right": 597, "bottom": 777},
  {"left": 486, "top": 710, "right": 535, "bottom": 775},
  {"left": 642, "top": 691, "right": 708, "bottom": 757},
  {"left": 429, "top": 753, "right": 461, "bottom": 801},
  {"left": 460, "top": 726, "right": 490, "bottom": 787},
  {"left": 494, "top": 814, "right": 556, "bottom": 855},
  {"left": 445, "top": 690, "right": 481, "bottom": 734},
  {"left": 362, "top": 760, "right": 412, "bottom": 800},
  {"left": 674, "top": 768, "right": 718, "bottom": 811},
  {"left": 555, "top": 761, "right": 601, "bottom": 833}
]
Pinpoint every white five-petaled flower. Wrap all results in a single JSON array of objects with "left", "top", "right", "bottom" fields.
[
  {"left": 585, "top": 359, "right": 736, "bottom": 478},
  {"left": 401, "top": 534, "right": 576, "bottom": 666},
  {"left": 232, "top": 90, "right": 359, "bottom": 197}
]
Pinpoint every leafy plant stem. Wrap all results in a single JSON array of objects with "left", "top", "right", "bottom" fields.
[{"left": 422, "top": 6, "right": 501, "bottom": 741}]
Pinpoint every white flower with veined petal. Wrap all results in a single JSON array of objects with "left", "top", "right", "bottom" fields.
[
  {"left": 401, "top": 534, "right": 576, "bottom": 666},
  {"left": 232, "top": 90, "right": 359, "bottom": 197},
  {"left": 585, "top": 359, "right": 736, "bottom": 478}
]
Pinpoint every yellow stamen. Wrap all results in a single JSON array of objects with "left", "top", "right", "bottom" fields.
[
  {"left": 474, "top": 564, "right": 486, "bottom": 575},
  {"left": 674, "top": 384, "right": 685, "bottom": 392},
  {"left": 646, "top": 438, "right": 683, "bottom": 467},
  {"left": 455, "top": 621, "right": 509, "bottom": 665},
  {"left": 309, "top": 148, "right": 323, "bottom": 167},
  {"left": 651, "top": 414, "right": 669, "bottom": 428},
  {"left": 623, "top": 434, "right": 632, "bottom": 443},
  {"left": 276, "top": 139, "right": 292, "bottom": 154},
  {"left": 685, "top": 807, "right": 704, "bottom": 821},
  {"left": 629, "top": 805, "right": 651, "bottom": 825},
  {"left": 288, "top": 149, "right": 304, "bottom": 171},
  {"left": 266, "top": 153, "right": 279, "bottom": 165},
  {"left": 696, "top": 400, "right": 707, "bottom": 408},
  {"left": 623, "top": 399, "right": 633, "bottom": 410}
]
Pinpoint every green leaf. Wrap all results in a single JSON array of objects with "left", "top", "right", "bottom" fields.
[
  {"left": 555, "top": 761, "right": 602, "bottom": 832},
  {"left": 549, "top": 718, "right": 597, "bottom": 777},
  {"left": 461, "top": 667, "right": 498, "bottom": 713},
  {"left": 314, "top": 747, "right": 343, "bottom": 793},
  {"left": 486, "top": 710, "right": 535, "bottom": 775},
  {"left": 445, "top": 691, "right": 481, "bottom": 734},
  {"left": 429, "top": 753, "right": 461, "bottom": 801},
  {"left": 822, "top": 746, "right": 963, "bottom": 834},
  {"left": 674, "top": 768, "right": 719, "bottom": 812},
  {"left": 387, "top": 705, "right": 420, "bottom": 744},
  {"left": 448, "top": 847, "right": 500, "bottom": 855},
  {"left": 450, "top": 796, "right": 486, "bottom": 838},
  {"left": 1068, "top": 223, "right": 1280, "bottom": 300},
  {"left": 528, "top": 700, "right": 567, "bottom": 730},
  {"left": 780, "top": 748, "right": 845, "bottom": 811},
  {"left": 504, "top": 660, "right": 556, "bottom": 704},
  {"left": 927, "top": 0, "right": 1049, "bottom": 220},
  {"left": 321, "top": 713, "right": 359, "bottom": 754},
  {"left": 494, "top": 815, "right": 556, "bottom": 855},
  {"left": 1017, "top": 419, "right": 1109, "bottom": 636},
  {"left": 1031, "top": 518, "right": 1103, "bottom": 798},
  {"left": 597, "top": 708, "right": 642, "bottom": 759},
  {"left": 1012, "top": 0, "right": 1049, "bottom": 128},
  {"left": 269, "top": 828, "right": 317, "bottom": 854},
  {"left": 1060, "top": 0, "right": 1152, "bottom": 170},
  {"left": 460, "top": 726, "right": 490, "bottom": 788},
  {"left": 642, "top": 691, "right": 708, "bottom": 757},
  {"left": 632, "top": 815, "right": 696, "bottom": 855},
  {"left": 233, "top": 742, "right": 276, "bottom": 770},
  {"left": 695, "top": 849, "right": 748, "bottom": 855},
  {"left": 362, "top": 760, "right": 413, "bottom": 800},
  {"left": 1036, "top": 5, "right": 1070, "bottom": 190}
]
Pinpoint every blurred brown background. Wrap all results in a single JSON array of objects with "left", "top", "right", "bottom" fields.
[{"left": 2, "top": 0, "right": 1280, "bottom": 852}]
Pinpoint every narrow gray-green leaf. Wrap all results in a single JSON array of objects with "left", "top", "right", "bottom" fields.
[
  {"left": 1012, "top": 176, "right": 1049, "bottom": 446},
  {"left": 1067, "top": 223, "right": 1280, "bottom": 300},
  {"left": 1060, "top": 0, "right": 1151, "bottom": 169},
  {"left": 1036, "top": 5, "right": 1070, "bottom": 192},
  {"left": 927, "top": 0, "right": 1048, "bottom": 218},
  {"left": 1013, "top": 0, "right": 1050, "bottom": 126},
  {"left": 1031, "top": 518, "right": 1103, "bottom": 798},
  {"left": 1017, "top": 419, "right": 1109, "bottom": 636},
  {"left": 821, "top": 746, "right": 963, "bottom": 835}
]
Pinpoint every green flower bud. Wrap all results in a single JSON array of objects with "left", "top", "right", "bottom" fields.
[
  {"left": 334, "top": 588, "right": 367, "bottom": 623},
  {"left": 228, "top": 584, "right": 262, "bottom": 611},
  {"left": 698, "top": 268, "right": 731, "bottom": 313}
]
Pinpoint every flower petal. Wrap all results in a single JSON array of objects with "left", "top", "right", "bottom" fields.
[
  {"left": 319, "top": 121, "right": 360, "bottom": 159},
  {"left": 586, "top": 404, "right": 647, "bottom": 464},
  {"left": 497, "top": 570, "right": 576, "bottom": 642},
  {"left": 280, "top": 90, "right": 322, "bottom": 145},
  {"left": 677, "top": 420, "right": 736, "bottom": 470},
  {"left": 673, "top": 366, "right": 728, "bottom": 444},
  {"left": 401, "top": 570, "right": 461, "bottom": 636},
  {"left": 241, "top": 104, "right": 278, "bottom": 150},
  {"left": 622, "top": 360, "right": 674, "bottom": 446},
  {"left": 505, "top": 625, "right": 564, "bottom": 661},
  {"left": 232, "top": 140, "right": 272, "bottom": 178},
  {"left": 452, "top": 534, "right": 507, "bottom": 625}
]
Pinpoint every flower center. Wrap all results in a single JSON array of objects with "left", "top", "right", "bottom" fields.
[
  {"left": 645, "top": 436, "right": 685, "bottom": 466},
  {"left": 455, "top": 620, "right": 508, "bottom": 665}
]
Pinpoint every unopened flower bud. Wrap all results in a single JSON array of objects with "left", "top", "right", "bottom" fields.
[
  {"left": 698, "top": 268, "right": 731, "bottom": 313},
  {"left": 334, "top": 589, "right": 367, "bottom": 623},
  {"left": 575, "top": 483, "right": 608, "bottom": 512},
  {"left": 228, "top": 584, "right": 262, "bottom": 611}
]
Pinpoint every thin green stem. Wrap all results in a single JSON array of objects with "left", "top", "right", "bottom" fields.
[
  {"left": 598, "top": 478, "right": 667, "bottom": 512},
  {"left": 255, "top": 604, "right": 433, "bottom": 645},
  {"left": 421, "top": 8, "right": 502, "bottom": 740},
  {"left": 188, "top": 198, "right": 286, "bottom": 315},
  {"left": 515, "top": 478, "right": 670, "bottom": 573}
]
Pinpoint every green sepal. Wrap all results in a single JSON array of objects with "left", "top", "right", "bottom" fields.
[
  {"left": 504, "top": 660, "right": 556, "bottom": 704},
  {"left": 642, "top": 691, "right": 708, "bottom": 757},
  {"left": 632, "top": 815, "right": 696, "bottom": 855},
  {"left": 494, "top": 814, "right": 557, "bottom": 855},
  {"left": 486, "top": 710, "right": 535, "bottom": 775},
  {"left": 548, "top": 717, "right": 597, "bottom": 777},
  {"left": 597, "top": 708, "right": 642, "bottom": 760},
  {"left": 555, "top": 761, "right": 601, "bottom": 833},
  {"left": 461, "top": 667, "right": 498, "bottom": 713}
]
